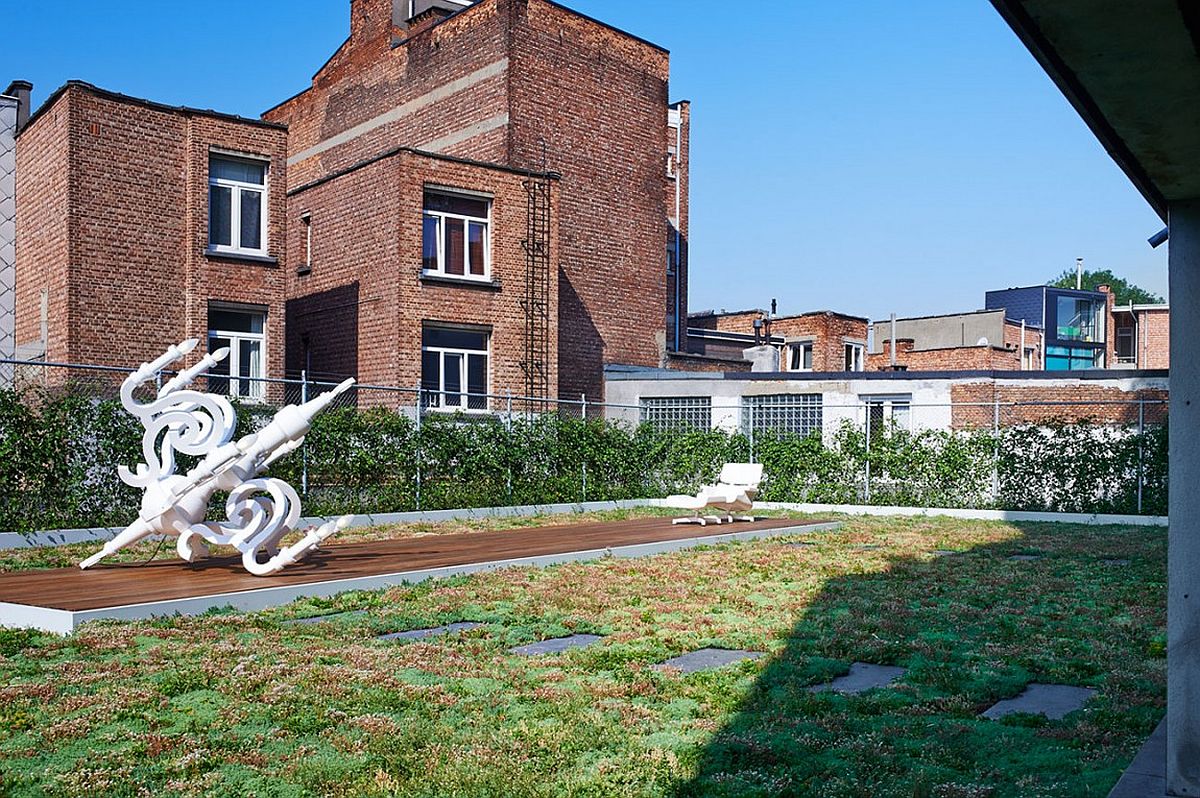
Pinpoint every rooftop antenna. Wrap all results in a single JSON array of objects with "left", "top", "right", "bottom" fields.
[{"left": 1076, "top": 257, "right": 1084, "bottom": 290}]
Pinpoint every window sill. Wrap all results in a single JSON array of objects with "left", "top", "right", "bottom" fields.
[
  {"left": 419, "top": 273, "right": 501, "bottom": 291},
  {"left": 205, "top": 249, "right": 278, "bottom": 266}
]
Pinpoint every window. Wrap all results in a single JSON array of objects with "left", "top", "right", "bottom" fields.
[
  {"left": 862, "top": 395, "right": 912, "bottom": 437},
  {"left": 1022, "top": 346, "right": 1037, "bottom": 370},
  {"left": 209, "top": 156, "right": 268, "bottom": 255},
  {"left": 421, "top": 326, "right": 489, "bottom": 411},
  {"left": 1054, "top": 295, "right": 1105, "bottom": 343},
  {"left": 1046, "top": 345, "right": 1104, "bottom": 370},
  {"left": 787, "top": 342, "right": 813, "bottom": 371},
  {"left": 422, "top": 190, "right": 490, "bottom": 279},
  {"left": 742, "top": 394, "right": 823, "bottom": 438},
  {"left": 207, "top": 305, "right": 266, "bottom": 401},
  {"left": 298, "top": 212, "right": 312, "bottom": 275},
  {"left": 640, "top": 396, "right": 712, "bottom": 431},
  {"left": 1116, "top": 326, "right": 1136, "bottom": 364},
  {"left": 843, "top": 342, "right": 864, "bottom": 372}
]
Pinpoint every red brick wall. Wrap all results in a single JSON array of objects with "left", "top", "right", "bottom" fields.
[
  {"left": 268, "top": 0, "right": 678, "bottom": 404},
  {"left": 951, "top": 381, "right": 1168, "bottom": 428},
  {"left": 285, "top": 148, "right": 558, "bottom": 406},
  {"left": 867, "top": 341, "right": 1022, "bottom": 372},
  {"left": 16, "top": 85, "right": 288, "bottom": 383},
  {"left": 693, "top": 311, "right": 869, "bottom": 372},
  {"left": 265, "top": 0, "right": 512, "bottom": 188},
  {"left": 1138, "top": 308, "right": 1170, "bottom": 369},
  {"left": 508, "top": 0, "right": 672, "bottom": 402},
  {"left": 664, "top": 351, "right": 751, "bottom": 373}
]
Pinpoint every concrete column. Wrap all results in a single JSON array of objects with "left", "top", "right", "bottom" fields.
[{"left": 1168, "top": 198, "right": 1200, "bottom": 796}]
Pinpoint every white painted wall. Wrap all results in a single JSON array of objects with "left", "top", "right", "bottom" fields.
[{"left": 604, "top": 370, "right": 1168, "bottom": 435}]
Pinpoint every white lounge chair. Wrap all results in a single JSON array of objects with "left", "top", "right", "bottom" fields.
[{"left": 667, "top": 463, "right": 763, "bottom": 526}]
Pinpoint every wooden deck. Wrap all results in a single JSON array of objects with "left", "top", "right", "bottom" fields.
[{"left": 0, "top": 516, "right": 819, "bottom": 613}]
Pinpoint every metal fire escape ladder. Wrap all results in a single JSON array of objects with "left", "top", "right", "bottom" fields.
[{"left": 520, "top": 175, "right": 551, "bottom": 406}]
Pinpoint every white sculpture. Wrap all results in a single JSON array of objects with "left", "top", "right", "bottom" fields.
[{"left": 80, "top": 339, "right": 355, "bottom": 576}]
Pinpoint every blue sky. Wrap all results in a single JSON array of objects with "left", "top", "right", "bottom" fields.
[{"left": 0, "top": 1, "right": 1168, "bottom": 320}]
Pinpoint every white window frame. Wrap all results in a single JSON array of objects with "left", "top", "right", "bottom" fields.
[
  {"left": 422, "top": 327, "right": 491, "bottom": 413},
  {"left": 844, "top": 342, "right": 865, "bottom": 372},
  {"left": 787, "top": 341, "right": 814, "bottom": 372},
  {"left": 208, "top": 154, "right": 269, "bottom": 257},
  {"left": 422, "top": 190, "right": 492, "bottom": 281},
  {"left": 862, "top": 394, "right": 912, "bottom": 432},
  {"left": 207, "top": 305, "right": 267, "bottom": 402}
]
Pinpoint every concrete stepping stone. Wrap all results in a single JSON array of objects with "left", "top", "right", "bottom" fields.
[
  {"left": 981, "top": 683, "right": 1096, "bottom": 720},
  {"left": 655, "top": 648, "right": 765, "bottom": 674},
  {"left": 1009, "top": 554, "right": 1043, "bottom": 562},
  {"left": 933, "top": 550, "right": 959, "bottom": 557},
  {"left": 808, "top": 662, "right": 906, "bottom": 694},
  {"left": 510, "top": 634, "right": 603, "bottom": 656},
  {"left": 378, "top": 621, "right": 484, "bottom": 641},
  {"left": 284, "top": 610, "right": 368, "bottom": 626}
]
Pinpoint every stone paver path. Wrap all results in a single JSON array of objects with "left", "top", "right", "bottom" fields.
[
  {"left": 655, "top": 648, "right": 765, "bottom": 674},
  {"left": 283, "top": 610, "right": 368, "bottom": 625},
  {"left": 510, "top": 634, "right": 603, "bottom": 656},
  {"left": 808, "top": 662, "right": 906, "bottom": 694},
  {"left": 981, "top": 683, "right": 1096, "bottom": 720},
  {"left": 378, "top": 621, "right": 484, "bottom": 641}
]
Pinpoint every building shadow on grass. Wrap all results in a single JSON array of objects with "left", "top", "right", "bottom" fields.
[{"left": 674, "top": 522, "right": 1167, "bottom": 797}]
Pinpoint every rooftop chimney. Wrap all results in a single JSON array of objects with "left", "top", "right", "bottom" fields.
[{"left": 4, "top": 81, "right": 32, "bottom": 133}]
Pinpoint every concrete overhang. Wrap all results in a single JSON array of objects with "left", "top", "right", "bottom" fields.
[{"left": 990, "top": 0, "right": 1200, "bottom": 222}]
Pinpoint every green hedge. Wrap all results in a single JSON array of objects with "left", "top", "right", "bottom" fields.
[{"left": 0, "top": 388, "right": 1169, "bottom": 534}]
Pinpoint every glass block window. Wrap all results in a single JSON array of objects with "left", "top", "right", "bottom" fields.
[
  {"left": 639, "top": 396, "right": 712, "bottom": 431},
  {"left": 742, "top": 394, "right": 823, "bottom": 438}
]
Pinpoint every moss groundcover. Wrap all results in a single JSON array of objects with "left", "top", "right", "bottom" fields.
[{"left": 0, "top": 514, "right": 1166, "bottom": 797}]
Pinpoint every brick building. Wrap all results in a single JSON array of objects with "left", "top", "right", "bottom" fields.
[
  {"left": 264, "top": 0, "right": 689, "bottom": 405},
  {"left": 14, "top": 83, "right": 289, "bottom": 398},
  {"left": 868, "top": 309, "right": 1044, "bottom": 372},
  {"left": 685, "top": 308, "right": 870, "bottom": 372},
  {"left": 11, "top": 0, "right": 688, "bottom": 408},
  {"left": 1102, "top": 286, "right": 1170, "bottom": 370}
]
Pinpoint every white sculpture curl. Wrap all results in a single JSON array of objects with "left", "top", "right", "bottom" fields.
[{"left": 80, "top": 339, "right": 355, "bottom": 576}]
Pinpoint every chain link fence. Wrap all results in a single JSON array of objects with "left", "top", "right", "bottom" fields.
[{"left": 0, "top": 357, "right": 1169, "bottom": 533}]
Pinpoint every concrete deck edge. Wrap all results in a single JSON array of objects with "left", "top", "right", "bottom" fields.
[
  {"left": 0, "top": 499, "right": 660, "bottom": 550},
  {"left": 2, "top": 521, "right": 839, "bottom": 633},
  {"left": 4, "top": 496, "right": 1158, "bottom": 552},
  {"left": 754, "top": 502, "right": 1168, "bottom": 527}
]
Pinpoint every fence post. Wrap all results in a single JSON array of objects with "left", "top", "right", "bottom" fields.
[
  {"left": 992, "top": 398, "right": 1001, "bottom": 504},
  {"left": 414, "top": 383, "right": 422, "bottom": 512},
  {"left": 506, "top": 390, "right": 513, "bottom": 505},
  {"left": 580, "top": 393, "right": 588, "bottom": 503},
  {"left": 300, "top": 370, "right": 309, "bottom": 496},
  {"left": 863, "top": 402, "right": 871, "bottom": 503},
  {"left": 1138, "top": 397, "right": 1145, "bottom": 514},
  {"left": 749, "top": 406, "right": 757, "bottom": 465}
]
